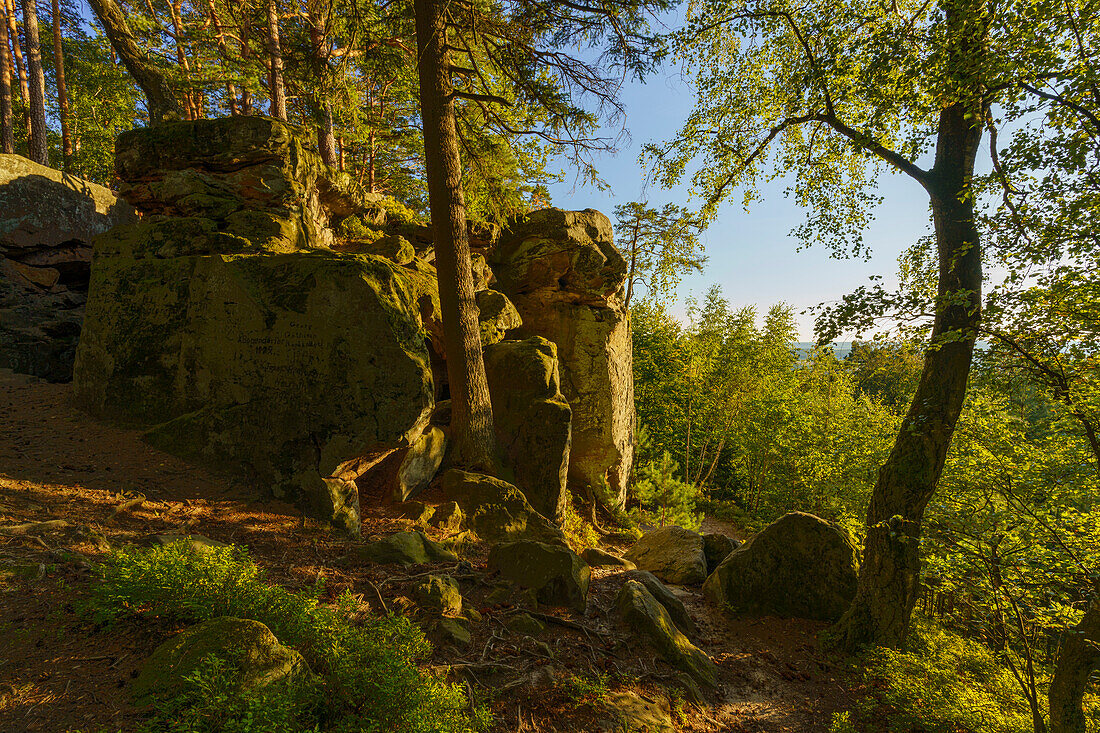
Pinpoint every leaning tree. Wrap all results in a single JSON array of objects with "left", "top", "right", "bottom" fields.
[{"left": 653, "top": 0, "right": 1089, "bottom": 651}]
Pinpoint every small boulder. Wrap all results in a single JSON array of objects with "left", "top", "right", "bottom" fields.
[
  {"left": 429, "top": 501, "right": 465, "bottom": 532},
  {"left": 441, "top": 470, "right": 565, "bottom": 545},
  {"left": 581, "top": 547, "right": 636, "bottom": 571},
  {"left": 397, "top": 501, "right": 434, "bottom": 525},
  {"left": 395, "top": 427, "right": 447, "bottom": 502},
  {"left": 506, "top": 612, "right": 546, "bottom": 636},
  {"left": 356, "top": 531, "right": 458, "bottom": 566},
  {"left": 702, "top": 533, "right": 739, "bottom": 574},
  {"left": 132, "top": 617, "right": 307, "bottom": 703},
  {"left": 624, "top": 526, "right": 707, "bottom": 586},
  {"left": 414, "top": 574, "right": 463, "bottom": 616},
  {"left": 595, "top": 690, "right": 676, "bottom": 733},
  {"left": 623, "top": 570, "right": 697, "bottom": 637},
  {"left": 488, "top": 540, "right": 590, "bottom": 613},
  {"left": 614, "top": 581, "right": 717, "bottom": 689},
  {"left": 702, "top": 512, "right": 859, "bottom": 621},
  {"left": 432, "top": 617, "right": 471, "bottom": 647},
  {"left": 360, "top": 234, "right": 415, "bottom": 265}
]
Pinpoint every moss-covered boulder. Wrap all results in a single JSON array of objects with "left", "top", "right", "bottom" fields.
[
  {"left": 614, "top": 581, "right": 717, "bottom": 689},
  {"left": 394, "top": 426, "right": 447, "bottom": 502},
  {"left": 482, "top": 338, "right": 571, "bottom": 521},
  {"left": 488, "top": 540, "right": 590, "bottom": 613},
  {"left": 355, "top": 531, "right": 458, "bottom": 566},
  {"left": 492, "top": 208, "right": 634, "bottom": 508},
  {"left": 414, "top": 574, "right": 463, "bottom": 616},
  {"left": 73, "top": 251, "right": 435, "bottom": 533},
  {"left": 702, "top": 512, "right": 859, "bottom": 621},
  {"left": 624, "top": 526, "right": 708, "bottom": 586},
  {"left": 440, "top": 469, "right": 565, "bottom": 545},
  {"left": 476, "top": 289, "right": 521, "bottom": 345},
  {"left": 131, "top": 617, "right": 308, "bottom": 704},
  {"left": 580, "top": 547, "right": 636, "bottom": 570},
  {"left": 623, "top": 570, "right": 698, "bottom": 637},
  {"left": 702, "top": 533, "right": 739, "bottom": 574},
  {"left": 429, "top": 501, "right": 465, "bottom": 532}
]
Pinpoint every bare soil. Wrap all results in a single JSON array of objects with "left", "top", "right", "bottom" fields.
[{"left": 0, "top": 370, "right": 860, "bottom": 732}]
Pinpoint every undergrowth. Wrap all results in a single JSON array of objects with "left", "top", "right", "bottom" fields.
[{"left": 89, "top": 541, "right": 487, "bottom": 733}]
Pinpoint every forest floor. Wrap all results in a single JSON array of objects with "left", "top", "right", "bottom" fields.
[{"left": 0, "top": 369, "right": 863, "bottom": 733}]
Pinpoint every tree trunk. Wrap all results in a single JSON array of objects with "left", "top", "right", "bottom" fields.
[
  {"left": 1049, "top": 592, "right": 1100, "bottom": 733},
  {"left": 413, "top": 0, "right": 497, "bottom": 471},
  {"left": 50, "top": 0, "right": 69, "bottom": 167},
  {"left": 265, "top": 0, "right": 285, "bottom": 120},
  {"left": 6, "top": 0, "right": 29, "bottom": 144},
  {"left": 239, "top": 14, "right": 252, "bottom": 114},
  {"left": 20, "top": 0, "right": 47, "bottom": 164},
  {"left": 319, "top": 100, "right": 336, "bottom": 167},
  {"left": 85, "top": 0, "right": 180, "bottom": 123},
  {"left": 831, "top": 101, "right": 984, "bottom": 651},
  {"left": 0, "top": 0, "right": 13, "bottom": 153},
  {"left": 204, "top": 0, "right": 236, "bottom": 115},
  {"left": 166, "top": 0, "right": 194, "bottom": 119}
]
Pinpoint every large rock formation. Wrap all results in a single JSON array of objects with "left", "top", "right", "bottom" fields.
[
  {"left": 0, "top": 154, "right": 136, "bottom": 380},
  {"left": 73, "top": 117, "right": 436, "bottom": 533},
  {"left": 491, "top": 209, "right": 634, "bottom": 506},
  {"left": 702, "top": 512, "right": 860, "bottom": 621},
  {"left": 483, "top": 337, "right": 571, "bottom": 520}
]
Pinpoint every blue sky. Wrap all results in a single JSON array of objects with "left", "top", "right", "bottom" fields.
[{"left": 544, "top": 66, "right": 935, "bottom": 340}]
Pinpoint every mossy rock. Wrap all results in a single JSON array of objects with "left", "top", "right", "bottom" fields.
[
  {"left": 355, "top": 531, "right": 457, "bottom": 566},
  {"left": 614, "top": 581, "right": 716, "bottom": 689},
  {"left": 476, "top": 290, "right": 522, "bottom": 345},
  {"left": 623, "top": 570, "right": 697, "bottom": 637},
  {"left": 702, "top": 512, "right": 858, "bottom": 621},
  {"left": 506, "top": 612, "right": 545, "bottom": 636},
  {"left": 429, "top": 501, "right": 464, "bottom": 533},
  {"left": 414, "top": 574, "right": 463, "bottom": 616},
  {"left": 624, "top": 526, "right": 707, "bottom": 586},
  {"left": 131, "top": 617, "right": 309, "bottom": 704},
  {"left": 581, "top": 547, "right": 636, "bottom": 571},
  {"left": 440, "top": 470, "right": 565, "bottom": 545},
  {"left": 487, "top": 540, "right": 589, "bottom": 613}
]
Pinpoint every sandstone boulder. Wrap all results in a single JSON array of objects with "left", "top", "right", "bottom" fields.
[
  {"left": 581, "top": 547, "right": 635, "bottom": 570},
  {"left": 623, "top": 569, "right": 698, "bottom": 636},
  {"left": 355, "top": 531, "right": 458, "bottom": 566},
  {"left": 395, "top": 427, "right": 447, "bottom": 502},
  {"left": 476, "top": 289, "right": 522, "bottom": 345},
  {"left": 614, "top": 581, "right": 716, "bottom": 688},
  {"left": 414, "top": 574, "right": 463, "bottom": 616},
  {"left": 624, "top": 526, "right": 708, "bottom": 586},
  {"left": 702, "top": 533, "right": 739, "bottom": 574},
  {"left": 492, "top": 208, "right": 633, "bottom": 506},
  {"left": 702, "top": 512, "right": 859, "bottom": 621},
  {"left": 488, "top": 540, "right": 590, "bottom": 612},
  {"left": 132, "top": 617, "right": 308, "bottom": 703},
  {"left": 482, "top": 337, "right": 571, "bottom": 520},
  {"left": 429, "top": 501, "right": 464, "bottom": 532},
  {"left": 75, "top": 251, "right": 436, "bottom": 535},
  {"left": 440, "top": 469, "right": 565, "bottom": 545},
  {"left": 1, "top": 154, "right": 136, "bottom": 381},
  {"left": 596, "top": 691, "right": 676, "bottom": 733}
]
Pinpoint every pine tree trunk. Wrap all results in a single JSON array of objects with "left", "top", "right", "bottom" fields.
[
  {"left": 20, "top": 0, "right": 47, "bottom": 164},
  {"left": 1049, "top": 593, "right": 1100, "bottom": 733},
  {"left": 265, "top": 0, "right": 285, "bottom": 120},
  {"left": 85, "top": 0, "right": 180, "bottom": 123},
  {"left": 239, "top": 15, "right": 252, "bottom": 114},
  {"left": 50, "top": 0, "right": 69, "bottom": 167},
  {"left": 832, "top": 101, "right": 983, "bottom": 651},
  {"left": 166, "top": 0, "right": 194, "bottom": 119},
  {"left": 6, "top": 0, "right": 30, "bottom": 144},
  {"left": 0, "top": 1, "right": 13, "bottom": 153},
  {"left": 319, "top": 100, "right": 336, "bottom": 167},
  {"left": 204, "top": 0, "right": 236, "bottom": 115},
  {"left": 413, "top": 0, "right": 498, "bottom": 472}
]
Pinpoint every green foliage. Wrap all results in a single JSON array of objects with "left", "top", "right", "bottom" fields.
[
  {"left": 854, "top": 618, "right": 1047, "bottom": 733},
  {"left": 630, "top": 448, "right": 702, "bottom": 532},
  {"left": 141, "top": 654, "right": 320, "bottom": 733},
  {"left": 90, "top": 542, "right": 485, "bottom": 733},
  {"left": 613, "top": 201, "right": 707, "bottom": 308},
  {"left": 557, "top": 672, "right": 611, "bottom": 709}
]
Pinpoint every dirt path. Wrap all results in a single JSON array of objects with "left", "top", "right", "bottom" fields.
[{"left": 0, "top": 371, "right": 859, "bottom": 732}]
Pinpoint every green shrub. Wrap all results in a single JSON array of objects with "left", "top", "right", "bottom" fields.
[
  {"left": 557, "top": 672, "right": 610, "bottom": 709},
  {"left": 854, "top": 617, "right": 1039, "bottom": 733},
  {"left": 378, "top": 197, "right": 420, "bottom": 226},
  {"left": 90, "top": 542, "right": 486, "bottom": 733}
]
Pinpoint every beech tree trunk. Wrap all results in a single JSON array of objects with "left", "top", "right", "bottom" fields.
[
  {"left": 50, "top": 0, "right": 69, "bottom": 166},
  {"left": 20, "top": 0, "right": 47, "bottom": 164},
  {"left": 0, "top": 1, "right": 13, "bottom": 153},
  {"left": 86, "top": 0, "right": 180, "bottom": 123},
  {"left": 413, "top": 0, "right": 498, "bottom": 471},
  {"left": 1049, "top": 593, "right": 1100, "bottom": 733},
  {"left": 265, "top": 0, "right": 285, "bottom": 120},
  {"left": 832, "top": 101, "right": 984, "bottom": 650}
]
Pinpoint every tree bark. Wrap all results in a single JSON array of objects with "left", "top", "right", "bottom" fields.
[
  {"left": 50, "top": 0, "right": 69, "bottom": 167},
  {"left": 166, "top": 0, "right": 195, "bottom": 119},
  {"left": 265, "top": 0, "right": 285, "bottom": 120},
  {"left": 319, "top": 100, "right": 336, "bottom": 167},
  {"left": 204, "top": 0, "right": 236, "bottom": 115},
  {"left": 0, "top": 0, "right": 13, "bottom": 153},
  {"left": 832, "top": 101, "right": 984, "bottom": 650},
  {"left": 6, "top": 0, "right": 29, "bottom": 144},
  {"left": 413, "top": 0, "right": 498, "bottom": 471},
  {"left": 239, "top": 13, "right": 252, "bottom": 114},
  {"left": 1049, "top": 592, "right": 1100, "bottom": 733},
  {"left": 20, "top": 0, "right": 47, "bottom": 164},
  {"left": 85, "top": 0, "right": 180, "bottom": 123}
]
